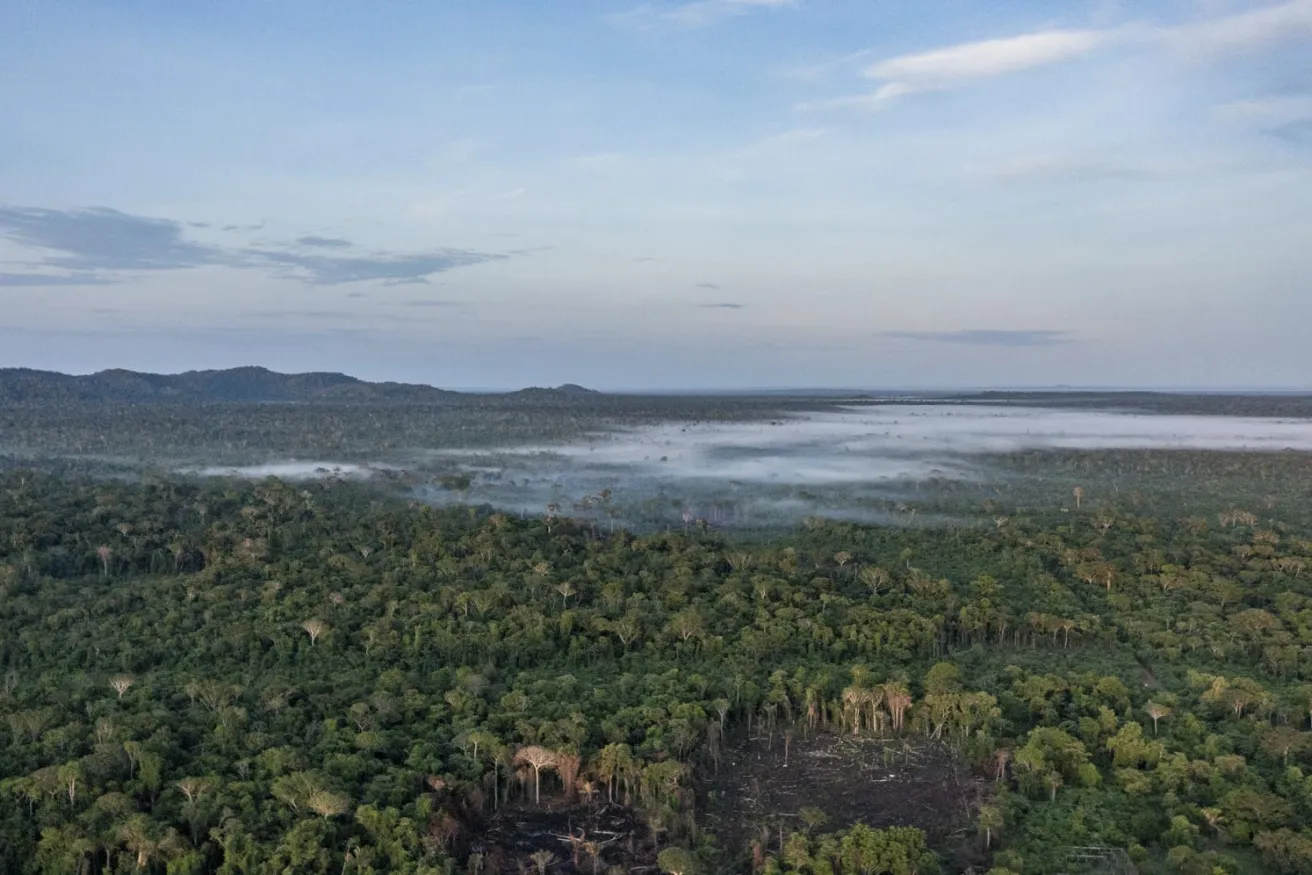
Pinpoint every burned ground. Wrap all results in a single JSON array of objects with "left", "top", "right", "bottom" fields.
[
  {"left": 466, "top": 801, "right": 660, "bottom": 874},
  {"left": 701, "top": 732, "right": 986, "bottom": 862}
]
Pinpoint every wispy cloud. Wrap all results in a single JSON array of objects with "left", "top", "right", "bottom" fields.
[
  {"left": 700, "top": 302, "right": 746, "bottom": 309},
  {"left": 802, "top": 0, "right": 1312, "bottom": 111},
  {"left": 696, "top": 281, "right": 721, "bottom": 289},
  {"left": 609, "top": 0, "right": 794, "bottom": 31},
  {"left": 404, "top": 299, "right": 467, "bottom": 307},
  {"left": 246, "top": 247, "right": 504, "bottom": 286},
  {"left": 1163, "top": 0, "right": 1312, "bottom": 57},
  {"left": 1213, "top": 94, "right": 1312, "bottom": 142},
  {"left": 868, "top": 29, "right": 1106, "bottom": 90},
  {"left": 0, "top": 205, "right": 507, "bottom": 287},
  {"left": 883, "top": 330, "right": 1071, "bottom": 347},
  {"left": 988, "top": 156, "right": 1158, "bottom": 184},
  {"left": 0, "top": 272, "right": 120, "bottom": 287},
  {"left": 802, "top": 29, "right": 1109, "bottom": 110},
  {"left": 781, "top": 49, "right": 877, "bottom": 83},
  {"left": 0, "top": 206, "right": 229, "bottom": 272},
  {"left": 295, "top": 236, "right": 354, "bottom": 249}
]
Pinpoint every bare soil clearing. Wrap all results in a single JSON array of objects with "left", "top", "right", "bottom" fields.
[{"left": 702, "top": 732, "right": 984, "bottom": 855}]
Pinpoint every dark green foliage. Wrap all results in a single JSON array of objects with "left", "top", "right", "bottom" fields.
[{"left": 2, "top": 467, "right": 1312, "bottom": 874}]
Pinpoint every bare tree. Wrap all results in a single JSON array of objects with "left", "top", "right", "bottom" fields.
[
  {"left": 514, "top": 746, "right": 558, "bottom": 804},
  {"left": 97, "top": 545, "right": 112, "bottom": 577},
  {"left": 555, "top": 751, "right": 582, "bottom": 800},
  {"left": 110, "top": 676, "right": 135, "bottom": 699},
  {"left": 859, "top": 566, "right": 889, "bottom": 595},
  {"left": 1072, "top": 486, "right": 1084, "bottom": 509},
  {"left": 883, "top": 682, "right": 912, "bottom": 733},
  {"left": 842, "top": 687, "right": 865, "bottom": 735},
  {"left": 308, "top": 789, "right": 351, "bottom": 819},
  {"left": 529, "top": 850, "right": 557, "bottom": 875},
  {"left": 302, "top": 619, "right": 326, "bottom": 646},
  {"left": 992, "top": 747, "right": 1012, "bottom": 783},
  {"left": 176, "top": 777, "right": 211, "bottom": 804}
]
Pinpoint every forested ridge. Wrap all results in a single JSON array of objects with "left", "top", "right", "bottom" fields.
[{"left": 3, "top": 471, "right": 1312, "bottom": 874}]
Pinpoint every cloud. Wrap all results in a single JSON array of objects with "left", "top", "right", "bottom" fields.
[
  {"left": 1213, "top": 94, "right": 1312, "bottom": 142},
  {"left": 246, "top": 309, "right": 352, "bottom": 319},
  {"left": 245, "top": 247, "right": 505, "bottom": 286},
  {"left": 803, "top": 1, "right": 1312, "bottom": 111},
  {"left": 1163, "top": 0, "right": 1312, "bottom": 57},
  {"left": 782, "top": 49, "right": 878, "bottom": 83},
  {"left": 0, "top": 271, "right": 120, "bottom": 286},
  {"left": 700, "top": 302, "right": 746, "bottom": 309},
  {"left": 295, "top": 235, "right": 354, "bottom": 249},
  {"left": 608, "top": 0, "right": 793, "bottom": 30},
  {"left": 883, "top": 330, "right": 1071, "bottom": 347},
  {"left": 404, "top": 299, "right": 466, "bottom": 307},
  {"left": 0, "top": 206, "right": 229, "bottom": 271},
  {"left": 989, "top": 156, "right": 1157, "bottom": 184},
  {"left": 1214, "top": 95, "right": 1312, "bottom": 125},
  {"left": 867, "top": 29, "right": 1106, "bottom": 88},
  {"left": 802, "top": 29, "right": 1108, "bottom": 110},
  {"left": 696, "top": 281, "right": 721, "bottom": 289},
  {"left": 0, "top": 205, "right": 508, "bottom": 287}
]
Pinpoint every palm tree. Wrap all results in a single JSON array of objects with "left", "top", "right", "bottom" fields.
[
  {"left": 841, "top": 686, "right": 865, "bottom": 735},
  {"left": 882, "top": 682, "right": 912, "bottom": 733},
  {"left": 1145, "top": 702, "right": 1172, "bottom": 735},
  {"left": 118, "top": 816, "right": 185, "bottom": 871},
  {"left": 978, "top": 804, "right": 1004, "bottom": 850}
]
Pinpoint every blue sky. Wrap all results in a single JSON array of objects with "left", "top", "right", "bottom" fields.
[{"left": 1, "top": 0, "right": 1310, "bottom": 389}]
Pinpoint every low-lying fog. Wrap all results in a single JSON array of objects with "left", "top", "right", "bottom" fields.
[
  {"left": 188, "top": 462, "right": 391, "bottom": 479},
  {"left": 193, "top": 405, "right": 1312, "bottom": 527}
]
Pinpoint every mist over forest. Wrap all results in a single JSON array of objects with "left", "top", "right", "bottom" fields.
[
  {"left": 183, "top": 403, "right": 1312, "bottom": 530},
  {"left": 6, "top": 371, "right": 1312, "bottom": 875}
]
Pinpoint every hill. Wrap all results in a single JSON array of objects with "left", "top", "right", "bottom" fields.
[{"left": 0, "top": 367, "right": 601, "bottom": 405}]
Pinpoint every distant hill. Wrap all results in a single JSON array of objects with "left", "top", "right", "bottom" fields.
[
  {"left": 508, "top": 383, "right": 601, "bottom": 399},
  {"left": 0, "top": 367, "right": 599, "bottom": 405}
]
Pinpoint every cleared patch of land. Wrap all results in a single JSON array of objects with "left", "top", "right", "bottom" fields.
[{"left": 702, "top": 733, "right": 983, "bottom": 857}]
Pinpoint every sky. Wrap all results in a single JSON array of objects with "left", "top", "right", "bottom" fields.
[{"left": 1, "top": 0, "right": 1310, "bottom": 390}]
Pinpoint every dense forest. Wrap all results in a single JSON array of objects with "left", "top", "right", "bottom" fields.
[{"left": 3, "top": 465, "right": 1312, "bottom": 875}]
